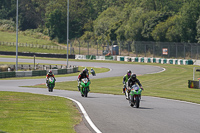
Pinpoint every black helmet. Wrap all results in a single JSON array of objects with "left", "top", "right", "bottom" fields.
[
  {"left": 85, "top": 67, "right": 88, "bottom": 72},
  {"left": 127, "top": 70, "right": 131, "bottom": 76},
  {"left": 131, "top": 73, "right": 136, "bottom": 79},
  {"left": 83, "top": 69, "right": 87, "bottom": 74}
]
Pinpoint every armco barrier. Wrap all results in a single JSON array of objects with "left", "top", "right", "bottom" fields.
[
  {"left": 67, "top": 68, "right": 73, "bottom": 73},
  {"left": 0, "top": 67, "right": 78, "bottom": 78},
  {"left": 0, "top": 72, "right": 16, "bottom": 78},
  {"left": 32, "top": 70, "right": 46, "bottom": 76},
  {"left": 58, "top": 69, "right": 68, "bottom": 74}
]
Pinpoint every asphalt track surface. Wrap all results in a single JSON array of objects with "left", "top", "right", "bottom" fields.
[{"left": 1, "top": 58, "right": 200, "bottom": 133}]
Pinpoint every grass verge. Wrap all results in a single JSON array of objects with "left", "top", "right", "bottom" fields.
[{"left": 0, "top": 91, "right": 80, "bottom": 133}]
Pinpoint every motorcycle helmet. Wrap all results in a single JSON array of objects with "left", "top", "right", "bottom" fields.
[
  {"left": 83, "top": 69, "right": 87, "bottom": 74},
  {"left": 131, "top": 73, "right": 136, "bottom": 80},
  {"left": 127, "top": 70, "right": 131, "bottom": 76},
  {"left": 49, "top": 70, "right": 52, "bottom": 74}
]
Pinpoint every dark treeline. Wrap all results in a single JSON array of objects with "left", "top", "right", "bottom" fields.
[{"left": 1, "top": 0, "right": 200, "bottom": 43}]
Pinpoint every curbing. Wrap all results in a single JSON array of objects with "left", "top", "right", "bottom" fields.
[{"left": 75, "top": 54, "right": 194, "bottom": 65}]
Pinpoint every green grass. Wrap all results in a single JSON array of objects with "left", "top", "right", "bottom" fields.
[
  {"left": 29, "top": 63, "right": 200, "bottom": 104},
  {"left": 0, "top": 91, "right": 80, "bottom": 133},
  {"left": 0, "top": 31, "right": 55, "bottom": 45}
]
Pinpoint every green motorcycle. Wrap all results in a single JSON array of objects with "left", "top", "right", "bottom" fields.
[
  {"left": 129, "top": 84, "right": 143, "bottom": 108},
  {"left": 80, "top": 78, "right": 91, "bottom": 97},
  {"left": 47, "top": 77, "right": 55, "bottom": 92}
]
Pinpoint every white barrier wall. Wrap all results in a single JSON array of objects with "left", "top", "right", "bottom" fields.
[
  {"left": 75, "top": 54, "right": 194, "bottom": 65},
  {"left": 16, "top": 71, "right": 32, "bottom": 77},
  {"left": 75, "top": 55, "right": 86, "bottom": 60},
  {"left": 96, "top": 56, "right": 105, "bottom": 60},
  {"left": 52, "top": 69, "right": 58, "bottom": 75},
  {"left": 124, "top": 56, "right": 131, "bottom": 62}
]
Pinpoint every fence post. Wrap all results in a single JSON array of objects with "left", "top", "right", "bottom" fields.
[
  {"left": 135, "top": 42, "right": 138, "bottom": 57},
  {"left": 153, "top": 43, "right": 155, "bottom": 58},
  {"left": 119, "top": 41, "right": 122, "bottom": 56},
  {"left": 88, "top": 41, "right": 89, "bottom": 55},
  {"left": 96, "top": 40, "right": 98, "bottom": 56},
  {"left": 197, "top": 45, "right": 198, "bottom": 60},
  {"left": 175, "top": 43, "right": 177, "bottom": 58},
  {"left": 191, "top": 44, "right": 192, "bottom": 59},
  {"left": 128, "top": 42, "right": 130, "bottom": 56},
  {"left": 145, "top": 44, "right": 146, "bottom": 57},
  {"left": 78, "top": 40, "right": 81, "bottom": 55},
  {"left": 184, "top": 43, "right": 186, "bottom": 59},
  {"left": 34, "top": 55, "right": 36, "bottom": 70},
  {"left": 111, "top": 40, "right": 113, "bottom": 55}
]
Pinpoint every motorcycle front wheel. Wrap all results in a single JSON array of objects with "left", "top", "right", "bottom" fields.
[
  {"left": 84, "top": 87, "right": 88, "bottom": 97},
  {"left": 129, "top": 95, "right": 134, "bottom": 107},
  {"left": 135, "top": 96, "right": 140, "bottom": 108}
]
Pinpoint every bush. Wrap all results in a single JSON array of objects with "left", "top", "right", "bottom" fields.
[{"left": 0, "top": 19, "right": 15, "bottom": 31}]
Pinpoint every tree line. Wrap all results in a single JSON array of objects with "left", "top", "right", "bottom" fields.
[{"left": 1, "top": 0, "right": 200, "bottom": 43}]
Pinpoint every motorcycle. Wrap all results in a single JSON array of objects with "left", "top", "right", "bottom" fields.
[
  {"left": 128, "top": 84, "right": 142, "bottom": 108},
  {"left": 47, "top": 77, "right": 55, "bottom": 92},
  {"left": 80, "top": 78, "right": 91, "bottom": 97}
]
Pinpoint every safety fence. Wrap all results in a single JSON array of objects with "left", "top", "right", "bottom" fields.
[
  {"left": 0, "top": 41, "right": 67, "bottom": 50},
  {"left": 1, "top": 40, "right": 200, "bottom": 59},
  {"left": 0, "top": 67, "right": 78, "bottom": 78}
]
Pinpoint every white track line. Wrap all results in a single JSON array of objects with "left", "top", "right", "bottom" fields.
[{"left": 52, "top": 95, "right": 102, "bottom": 133}]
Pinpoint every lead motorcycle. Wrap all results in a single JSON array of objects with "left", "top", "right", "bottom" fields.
[
  {"left": 80, "top": 78, "right": 91, "bottom": 97},
  {"left": 128, "top": 84, "right": 143, "bottom": 108},
  {"left": 47, "top": 77, "right": 55, "bottom": 92}
]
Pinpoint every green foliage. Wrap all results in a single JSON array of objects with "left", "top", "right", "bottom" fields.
[
  {"left": 2, "top": 0, "right": 200, "bottom": 43},
  {"left": 0, "top": 19, "right": 15, "bottom": 31},
  {"left": 46, "top": 9, "right": 66, "bottom": 43},
  {"left": 197, "top": 16, "right": 200, "bottom": 43},
  {"left": 142, "top": 12, "right": 172, "bottom": 41}
]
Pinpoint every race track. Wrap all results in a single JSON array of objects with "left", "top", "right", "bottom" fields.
[{"left": 1, "top": 58, "right": 200, "bottom": 133}]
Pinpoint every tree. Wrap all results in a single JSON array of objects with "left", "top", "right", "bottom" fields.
[
  {"left": 196, "top": 16, "right": 200, "bottom": 43},
  {"left": 46, "top": 9, "right": 66, "bottom": 42}
]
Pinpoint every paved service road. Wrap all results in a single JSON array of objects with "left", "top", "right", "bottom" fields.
[{"left": 1, "top": 58, "right": 200, "bottom": 133}]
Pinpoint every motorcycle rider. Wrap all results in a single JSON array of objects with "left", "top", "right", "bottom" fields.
[
  {"left": 85, "top": 67, "right": 89, "bottom": 76},
  {"left": 77, "top": 69, "right": 90, "bottom": 91},
  {"left": 46, "top": 70, "right": 56, "bottom": 87},
  {"left": 90, "top": 68, "right": 96, "bottom": 76},
  {"left": 122, "top": 70, "right": 132, "bottom": 94},
  {"left": 126, "top": 73, "right": 143, "bottom": 100}
]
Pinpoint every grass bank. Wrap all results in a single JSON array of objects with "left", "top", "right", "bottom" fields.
[
  {"left": 0, "top": 31, "right": 55, "bottom": 45},
  {"left": 0, "top": 92, "right": 80, "bottom": 133}
]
